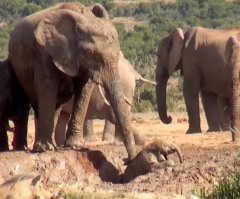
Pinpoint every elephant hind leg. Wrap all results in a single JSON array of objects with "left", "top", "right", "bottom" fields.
[
  {"left": 102, "top": 119, "right": 114, "bottom": 141},
  {"left": 83, "top": 119, "right": 95, "bottom": 142},
  {"left": 114, "top": 125, "right": 146, "bottom": 146}
]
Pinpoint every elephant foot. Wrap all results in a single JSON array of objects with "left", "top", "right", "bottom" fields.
[
  {"left": 186, "top": 128, "right": 202, "bottom": 134},
  {"left": 33, "top": 140, "right": 56, "bottom": 152},
  {"left": 14, "top": 145, "right": 27, "bottom": 151},
  {"left": 102, "top": 131, "right": 114, "bottom": 141},
  {"left": 84, "top": 134, "right": 95, "bottom": 142},
  {"left": 0, "top": 145, "right": 9, "bottom": 152},
  {"left": 113, "top": 136, "right": 124, "bottom": 146},
  {"left": 65, "top": 135, "right": 85, "bottom": 148},
  {"left": 219, "top": 124, "right": 230, "bottom": 132},
  {"left": 207, "top": 127, "right": 221, "bottom": 132}
]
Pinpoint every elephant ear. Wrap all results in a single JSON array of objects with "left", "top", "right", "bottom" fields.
[
  {"left": 92, "top": 4, "right": 109, "bottom": 19},
  {"left": 34, "top": 10, "right": 79, "bottom": 77},
  {"left": 168, "top": 28, "right": 184, "bottom": 76}
]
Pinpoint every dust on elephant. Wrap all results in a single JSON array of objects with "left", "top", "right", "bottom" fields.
[
  {"left": 156, "top": 26, "right": 240, "bottom": 134},
  {"left": 0, "top": 59, "right": 29, "bottom": 151},
  {"left": 123, "top": 139, "right": 183, "bottom": 183},
  {"left": 226, "top": 36, "right": 240, "bottom": 141},
  {"left": 8, "top": 2, "right": 137, "bottom": 159},
  {"left": 55, "top": 51, "right": 155, "bottom": 146}
]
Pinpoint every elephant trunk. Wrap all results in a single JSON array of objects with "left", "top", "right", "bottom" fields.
[
  {"left": 102, "top": 67, "right": 136, "bottom": 160},
  {"left": 156, "top": 72, "right": 172, "bottom": 124},
  {"left": 174, "top": 145, "right": 183, "bottom": 163},
  {"left": 231, "top": 56, "right": 240, "bottom": 141}
]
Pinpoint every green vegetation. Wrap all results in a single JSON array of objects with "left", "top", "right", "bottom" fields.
[
  {"left": 59, "top": 191, "right": 139, "bottom": 199},
  {"left": 191, "top": 160, "right": 240, "bottom": 199},
  {"left": 1, "top": 0, "right": 240, "bottom": 112}
]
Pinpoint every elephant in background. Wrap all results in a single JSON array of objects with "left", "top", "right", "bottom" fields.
[
  {"left": 0, "top": 59, "right": 29, "bottom": 151},
  {"left": 55, "top": 51, "right": 156, "bottom": 146},
  {"left": 8, "top": 2, "right": 137, "bottom": 160},
  {"left": 226, "top": 36, "right": 240, "bottom": 141},
  {"left": 156, "top": 26, "right": 240, "bottom": 134}
]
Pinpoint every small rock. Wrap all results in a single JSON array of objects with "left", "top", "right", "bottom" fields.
[{"left": 187, "top": 195, "right": 199, "bottom": 199}]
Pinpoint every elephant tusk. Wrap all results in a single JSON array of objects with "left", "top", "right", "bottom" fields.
[
  {"left": 125, "top": 97, "right": 133, "bottom": 107},
  {"left": 137, "top": 77, "right": 156, "bottom": 86},
  {"left": 97, "top": 84, "right": 110, "bottom": 106}
]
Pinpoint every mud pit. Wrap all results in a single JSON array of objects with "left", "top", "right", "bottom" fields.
[{"left": 0, "top": 112, "right": 240, "bottom": 198}]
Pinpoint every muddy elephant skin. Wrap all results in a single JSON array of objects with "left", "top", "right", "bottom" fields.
[
  {"left": 8, "top": 2, "right": 137, "bottom": 159},
  {"left": 54, "top": 51, "right": 155, "bottom": 146},
  {"left": 123, "top": 139, "right": 183, "bottom": 183}
]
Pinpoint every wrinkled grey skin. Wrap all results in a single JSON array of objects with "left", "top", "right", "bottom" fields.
[
  {"left": 123, "top": 139, "right": 183, "bottom": 183},
  {"left": 54, "top": 52, "right": 155, "bottom": 146},
  {"left": 226, "top": 37, "right": 240, "bottom": 141},
  {"left": 0, "top": 60, "right": 29, "bottom": 151},
  {"left": 8, "top": 3, "right": 137, "bottom": 160},
  {"left": 156, "top": 26, "right": 240, "bottom": 134}
]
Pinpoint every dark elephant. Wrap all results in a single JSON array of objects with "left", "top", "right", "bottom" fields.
[
  {"left": 0, "top": 59, "right": 29, "bottom": 151},
  {"left": 54, "top": 51, "right": 155, "bottom": 146},
  {"left": 156, "top": 26, "right": 240, "bottom": 134},
  {"left": 8, "top": 2, "right": 137, "bottom": 159}
]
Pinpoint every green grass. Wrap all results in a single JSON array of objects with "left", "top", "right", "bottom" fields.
[
  {"left": 58, "top": 191, "right": 137, "bottom": 199},
  {"left": 193, "top": 160, "right": 240, "bottom": 199}
]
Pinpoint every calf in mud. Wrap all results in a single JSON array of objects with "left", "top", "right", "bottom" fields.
[{"left": 123, "top": 139, "right": 183, "bottom": 183}]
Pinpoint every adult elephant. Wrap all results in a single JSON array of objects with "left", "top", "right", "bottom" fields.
[
  {"left": 54, "top": 51, "right": 156, "bottom": 146},
  {"left": 156, "top": 26, "right": 240, "bottom": 134},
  {"left": 8, "top": 2, "right": 137, "bottom": 160}
]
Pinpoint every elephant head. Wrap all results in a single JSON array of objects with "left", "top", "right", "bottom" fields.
[
  {"left": 150, "top": 139, "right": 183, "bottom": 163},
  {"left": 226, "top": 36, "right": 240, "bottom": 141},
  {"left": 32, "top": 6, "right": 136, "bottom": 158},
  {"left": 156, "top": 28, "right": 184, "bottom": 124}
]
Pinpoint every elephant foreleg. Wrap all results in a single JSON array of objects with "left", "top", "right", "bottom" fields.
[
  {"left": 183, "top": 75, "right": 201, "bottom": 134},
  {"left": 102, "top": 119, "right": 115, "bottom": 141},
  {"left": 33, "top": 69, "right": 59, "bottom": 151},
  {"left": 83, "top": 119, "right": 95, "bottom": 142},
  {"left": 201, "top": 91, "right": 221, "bottom": 132},
  {"left": 150, "top": 160, "right": 175, "bottom": 172},
  {"left": 65, "top": 77, "right": 94, "bottom": 148}
]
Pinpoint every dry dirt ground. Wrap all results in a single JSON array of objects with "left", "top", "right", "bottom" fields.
[{"left": 0, "top": 112, "right": 240, "bottom": 198}]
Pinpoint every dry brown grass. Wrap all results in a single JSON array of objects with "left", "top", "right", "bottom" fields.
[{"left": 112, "top": 17, "right": 148, "bottom": 31}]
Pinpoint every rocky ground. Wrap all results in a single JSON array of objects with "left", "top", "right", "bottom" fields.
[{"left": 0, "top": 112, "right": 239, "bottom": 198}]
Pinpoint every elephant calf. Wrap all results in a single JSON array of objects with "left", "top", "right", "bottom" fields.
[{"left": 123, "top": 139, "right": 183, "bottom": 183}]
